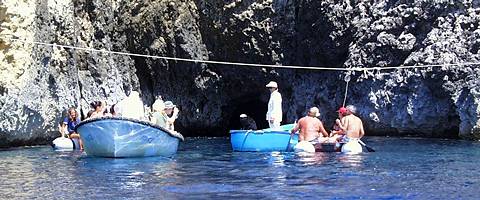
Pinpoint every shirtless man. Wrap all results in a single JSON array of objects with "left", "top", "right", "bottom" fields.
[
  {"left": 341, "top": 105, "right": 365, "bottom": 139},
  {"left": 333, "top": 105, "right": 365, "bottom": 152},
  {"left": 290, "top": 107, "right": 329, "bottom": 143}
]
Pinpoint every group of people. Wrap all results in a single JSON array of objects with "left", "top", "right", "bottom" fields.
[
  {"left": 59, "top": 91, "right": 180, "bottom": 151},
  {"left": 240, "top": 81, "right": 366, "bottom": 151},
  {"left": 59, "top": 81, "right": 365, "bottom": 152},
  {"left": 291, "top": 105, "right": 365, "bottom": 151}
]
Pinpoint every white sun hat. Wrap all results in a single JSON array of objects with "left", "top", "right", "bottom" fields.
[{"left": 265, "top": 81, "right": 278, "bottom": 88}]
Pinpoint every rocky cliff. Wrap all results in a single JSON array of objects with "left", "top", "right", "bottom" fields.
[{"left": 0, "top": 0, "right": 479, "bottom": 147}]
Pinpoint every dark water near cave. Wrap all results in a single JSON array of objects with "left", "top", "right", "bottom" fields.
[{"left": 1, "top": 137, "right": 479, "bottom": 199}]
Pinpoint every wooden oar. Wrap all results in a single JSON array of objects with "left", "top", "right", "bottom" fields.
[
  {"left": 286, "top": 120, "right": 298, "bottom": 152},
  {"left": 358, "top": 140, "right": 375, "bottom": 152},
  {"left": 285, "top": 134, "right": 293, "bottom": 152}
]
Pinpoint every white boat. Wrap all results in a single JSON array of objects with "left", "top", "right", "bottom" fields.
[
  {"left": 51, "top": 137, "right": 81, "bottom": 150},
  {"left": 75, "top": 117, "right": 184, "bottom": 158}
]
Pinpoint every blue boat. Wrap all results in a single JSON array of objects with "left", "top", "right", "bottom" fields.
[
  {"left": 75, "top": 117, "right": 184, "bottom": 158},
  {"left": 230, "top": 124, "right": 299, "bottom": 152}
]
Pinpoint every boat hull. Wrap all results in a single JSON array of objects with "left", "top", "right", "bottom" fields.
[
  {"left": 230, "top": 124, "right": 299, "bottom": 152},
  {"left": 75, "top": 117, "right": 183, "bottom": 158}
]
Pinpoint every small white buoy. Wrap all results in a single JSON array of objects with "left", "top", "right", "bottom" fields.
[
  {"left": 341, "top": 140, "right": 363, "bottom": 154},
  {"left": 294, "top": 141, "right": 315, "bottom": 153},
  {"left": 52, "top": 137, "right": 79, "bottom": 150}
]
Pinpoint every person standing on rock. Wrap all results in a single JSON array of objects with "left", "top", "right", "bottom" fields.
[{"left": 266, "top": 81, "right": 282, "bottom": 129}]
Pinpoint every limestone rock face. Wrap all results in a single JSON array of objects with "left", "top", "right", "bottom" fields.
[{"left": 0, "top": 0, "right": 479, "bottom": 147}]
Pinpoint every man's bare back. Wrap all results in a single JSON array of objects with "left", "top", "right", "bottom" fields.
[{"left": 341, "top": 114, "right": 364, "bottom": 139}]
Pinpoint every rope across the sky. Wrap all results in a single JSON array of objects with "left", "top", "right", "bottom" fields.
[{"left": 3, "top": 37, "right": 480, "bottom": 72}]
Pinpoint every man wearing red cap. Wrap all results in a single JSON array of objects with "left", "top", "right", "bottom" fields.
[{"left": 331, "top": 107, "right": 348, "bottom": 135}]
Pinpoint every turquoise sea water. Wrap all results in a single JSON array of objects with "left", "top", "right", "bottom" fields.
[{"left": 0, "top": 137, "right": 479, "bottom": 199}]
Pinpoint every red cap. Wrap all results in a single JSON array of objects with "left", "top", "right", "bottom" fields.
[{"left": 337, "top": 107, "right": 348, "bottom": 114}]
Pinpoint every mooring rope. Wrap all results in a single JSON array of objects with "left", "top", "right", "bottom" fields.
[
  {"left": 3, "top": 37, "right": 480, "bottom": 72},
  {"left": 342, "top": 73, "right": 352, "bottom": 107}
]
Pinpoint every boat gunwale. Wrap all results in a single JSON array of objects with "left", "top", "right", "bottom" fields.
[
  {"left": 230, "top": 130, "right": 292, "bottom": 135},
  {"left": 74, "top": 116, "right": 184, "bottom": 141}
]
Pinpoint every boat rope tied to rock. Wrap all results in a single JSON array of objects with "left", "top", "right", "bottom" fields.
[
  {"left": 342, "top": 72, "right": 351, "bottom": 107},
  {"left": 3, "top": 37, "right": 480, "bottom": 72}
]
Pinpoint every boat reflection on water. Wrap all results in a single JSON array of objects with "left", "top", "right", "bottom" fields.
[
  {"left": 268, "top": 151, "right": 287, "bottom": 166},
  {"left": 337, "top": 153, "right": 366, "bottom": 168},
  {"left": 293, "top": 152, "right": 329, "bottom": 166}
]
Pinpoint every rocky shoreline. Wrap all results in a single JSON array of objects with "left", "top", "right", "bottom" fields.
[{"left": 1, "top": 0, "right": 479, "bottom": 147}]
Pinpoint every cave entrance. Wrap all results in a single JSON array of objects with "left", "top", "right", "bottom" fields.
[{"left": 228, "top": 98, "right": 268, "bottom": 130}]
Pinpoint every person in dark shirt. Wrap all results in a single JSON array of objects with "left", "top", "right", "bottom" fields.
[{"left": 239, "top": 114, "right": 257, "bottom": 130}]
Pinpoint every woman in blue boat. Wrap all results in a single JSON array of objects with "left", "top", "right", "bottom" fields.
[{"left": 61, "top": 107, "right": 83, "bottom": 150}]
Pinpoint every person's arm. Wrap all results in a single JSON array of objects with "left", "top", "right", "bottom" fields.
[
  {"left": 247, "top": 118, "right": 257, "bottom": 130},
  {"left": 359, "top": 120, "right": 365, "bottom": 138},
  {"left": 59, "top": 124, "right": 65, "bottom": 138},
  {"left": 167, "top": 107, "right": 179, "bottom": 123},
  {"left": 150, "top": 113, "right": 157, "bottom": 124},
  {"left": 60, "top": 118, "right": 69, "bottom": 137},
  {"left": 336, "top": 118, "right": 348, "bottom": 131},
  {"left": 336, "top": 117, "right": 350, "bottom": 135},
  {"left": 319, "top": 122, "right": 329, "bottom": 137},
  {"left": 290, "top": 121, "right": 300, "bottom": 135}
]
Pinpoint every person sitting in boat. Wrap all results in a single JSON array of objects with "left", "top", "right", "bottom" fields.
[
  {"left": 151, "top": 98, "right": 167, "bottom": 127},
  {"left": 151, "top": 99, "right": 179, "bottom": 132},
  {"left": 89, "top": 101, "right": 105, "bottom": 118},
  {"left": 239, "top": 114, "right": 257, "bottom": 130},
  {"left": 290, "top": 107, "right": 329, "bottom": 144},
  {"left": 120, "top": 91, "right": 146, "bottom": 120},
  {"left": 330, "top": 107, "right": 348, "bottom": 140},
  {"left": 163, "top": 101, "right": 179, "bottom": 131},
  {"left": 332, "top": 105, "right": 365, "bottom": 153},
  {"left": 109, "top": 103, "right": 117, "bottom": 116},
  {"left": 61, "top": 107, "right": 84, "bottom": 150}
]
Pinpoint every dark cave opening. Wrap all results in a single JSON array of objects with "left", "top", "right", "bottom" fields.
[{"left": 228, "top": 98, "right": 269, "bottom": 131}]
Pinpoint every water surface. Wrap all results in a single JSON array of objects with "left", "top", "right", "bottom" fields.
[{"left": 0, "top": 137, "right": 479, "bottom": 199}]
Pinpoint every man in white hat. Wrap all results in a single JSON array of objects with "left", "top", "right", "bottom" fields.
[
  {"left": 163, "top": 101, "right": 179, "bottom": 131},
  {"left": 265, "top": 81, "right": 282, "bottom": 129},
  {"left": 290, "top": 107, "right": 329, "bottom": 143}
]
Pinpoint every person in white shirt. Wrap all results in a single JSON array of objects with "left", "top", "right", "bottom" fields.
[
  {"left": 265, "top": 81, "right": 282, "bottom": 129},
  {"left": 116, "top": 91, "right": 145, "bottom": 120}
]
